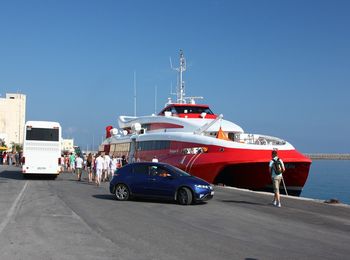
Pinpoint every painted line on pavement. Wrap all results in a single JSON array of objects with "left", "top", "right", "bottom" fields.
[{"left": 0, "top": 181, "right": 28, "bottom": 234}]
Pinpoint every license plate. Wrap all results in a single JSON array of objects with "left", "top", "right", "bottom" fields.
[{"left": 210, "top": 191, "right": 214, "bottom": 195}]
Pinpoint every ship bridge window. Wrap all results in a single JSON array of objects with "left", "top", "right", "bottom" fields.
[
  {"left": 160, "top": 107, "right": 178, "bottom": 115},
  {"left": 174, "top": 106, "right": 214, "bottom": 115},
  {"left": 160, "top": 106, "right": 214, "bottom": 115}
]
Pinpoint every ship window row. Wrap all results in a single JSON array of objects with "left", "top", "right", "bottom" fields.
[
  {"left": 110, "top": 143, "right": 130, "bottom": 153},
  {"left": 141, "top": 124, "right": 151, "bottom": 131},
  {"left": 137, "top": 140, "right": 170, "bottom": 151}
]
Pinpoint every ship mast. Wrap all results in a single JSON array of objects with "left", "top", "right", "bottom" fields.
[
  {"left": 170, "top": 50, "right": 203, "bottom": 104},
  {"left": 171, "top": 50, "right": 187, "bottom": 104},
  {"left": 178, "top": 50, "right": 186, "bottom": 104}
]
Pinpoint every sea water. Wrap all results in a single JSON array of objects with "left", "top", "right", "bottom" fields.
[{"left": 301, "top": 160, "right": 350, "bottom": 205}]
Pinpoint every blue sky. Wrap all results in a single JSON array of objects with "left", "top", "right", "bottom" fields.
[{"left": 1, "top": 0, "right": 349, "bottom": 153}]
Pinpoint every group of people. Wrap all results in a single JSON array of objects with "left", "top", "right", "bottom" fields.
[
  {"left": 0, "top": 151, "right": 21, "bottom": 166},
  {"left": 62, "top": 153, "right": 128, "bottom": 186}
]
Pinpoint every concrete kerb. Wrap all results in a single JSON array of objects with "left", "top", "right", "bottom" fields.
[{"left": 217, "top": 185, "right": 350, "bottom": 208}]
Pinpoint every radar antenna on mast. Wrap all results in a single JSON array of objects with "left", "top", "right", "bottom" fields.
[
  {"left": 169, "top": 50, "right": 203, "bottom": 104},
  {"left": 170, "top": 50, "right": 187, "bottom": 104}
]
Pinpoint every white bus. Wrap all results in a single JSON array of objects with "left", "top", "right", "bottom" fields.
[{"left": 22, "top": 121, "right": 62, "bottom": 178}]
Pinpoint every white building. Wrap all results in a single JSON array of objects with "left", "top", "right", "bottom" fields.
[
  {"left": 62, "top": 138, "right": 74, "bottom": 153},
  {"left": 0, "top": 93, "right": 26, "bottom": 147}
]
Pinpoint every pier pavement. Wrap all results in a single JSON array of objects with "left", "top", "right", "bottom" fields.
[{"left": 0, "top": 165, "right": 349, "bottom": 260}]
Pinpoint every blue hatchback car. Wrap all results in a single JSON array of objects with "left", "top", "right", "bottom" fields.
[{"left": 109, "top": 162, "right": 214, "bottom": 205}]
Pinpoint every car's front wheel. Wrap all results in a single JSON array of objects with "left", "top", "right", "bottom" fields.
[
  {"left": 177, "top": 187, "right": 193, "bottom": 205},
  {"left": 115, "top": 183, "right": 130, "bottom": 201}
]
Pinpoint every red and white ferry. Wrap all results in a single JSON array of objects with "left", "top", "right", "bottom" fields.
[{"left": 100, "top": 51, "right": 311, "bottom": 196}]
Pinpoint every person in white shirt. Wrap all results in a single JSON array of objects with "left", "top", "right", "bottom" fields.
[
  {"left": 110, "top": 155, "right": 118, "bottom": 178},
  {"left": 95, "top": 153, "right": 104, "bottom": 186},
  {"left": 75, "top": 154, "right": 84, "bottom": 181},
  {"left": 103, "top": 154, "right": 111, "bottom": 182}
]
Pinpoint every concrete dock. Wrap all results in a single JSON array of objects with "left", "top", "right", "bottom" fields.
[
  {"left": 304, "top": 153, "right": 350, "bottom": 160},
  {"left": 0, "top": 165, "right": 349, "bottom": 260}
]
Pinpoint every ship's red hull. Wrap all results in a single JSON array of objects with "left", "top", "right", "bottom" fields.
[{"left": 113, "top": 141, "right": 312, "bottom": 196}]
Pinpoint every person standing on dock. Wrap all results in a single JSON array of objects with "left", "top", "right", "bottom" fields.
[
  {"left": 95, "top": 153, "right": 104, "bottom": 186},
  {"left": 269, "top": 150, "right": 285, "bottom": 208},
  {"left": 110, "top": 155, "right": 118, "bottom": 176},
  {"left": 86, "top": 153, "right": 93, "bottom": 183},
  {"left": 103, "top": 153, "right": 111, "bottom": 182},
  {"left": 69, "top": 153, "right": 76, "bottom": 173},
  {"left": 75, "top": 154, "right": 84, "bottom": 181}
]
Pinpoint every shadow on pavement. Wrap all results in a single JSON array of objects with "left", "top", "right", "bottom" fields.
[
  {"left": 93, "top": 194, "right": 207, "bottom": 206},
  {"left": 23, "top": 174, "right": 58, "bottom": 180},
  {"left": 93, "top": 194, "right": 117, "bottom": 201},
  {"left": 0, "top": 170, "right": 58, "bottom": 181},
  {"left": 0, "top": 169, "right": 24, "bottom": 180}
]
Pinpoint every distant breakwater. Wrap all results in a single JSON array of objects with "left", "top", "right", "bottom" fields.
[{"left": 304, "top": 153, "right": 350, "bottom": 160}]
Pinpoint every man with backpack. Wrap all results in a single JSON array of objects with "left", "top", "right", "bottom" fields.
[{"left": 269, "top": 150, "right": 285, "bottom": 207}]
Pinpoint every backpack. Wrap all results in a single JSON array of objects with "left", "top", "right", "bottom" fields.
[{"left": 273, "top": 158, "right": 284, "bottom": 175}]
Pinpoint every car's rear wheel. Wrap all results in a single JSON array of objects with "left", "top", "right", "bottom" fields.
[
  {"left": 177, "top": 187, "right": 193, "bottom": 205},
  {"left": 115, "top": 184, "right": 130, "bottom": 201}
]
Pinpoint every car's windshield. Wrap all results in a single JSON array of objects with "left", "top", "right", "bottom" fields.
[{"left": 167, "top": 165, "right": 191, "bottom": 177}]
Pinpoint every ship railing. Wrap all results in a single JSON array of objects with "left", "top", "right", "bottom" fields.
[{"left": 234, "top": 133, "right": 286, "bottom": 146}]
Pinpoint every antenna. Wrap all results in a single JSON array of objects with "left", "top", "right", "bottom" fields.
[
  {"left": 170, "top": 50, "right": 187, "bottom": 103},
  {"left": 167, "top": 50, "right": 204, "bottom": 105},
  {"left": 154, "top": 85, "right": 157, "bottom": 114},
  {"left": 169, "top": 56, "right": 174, "bottom": 70},
  {"left": 133, "top": 71, "right": 137, "bottom": 117}
]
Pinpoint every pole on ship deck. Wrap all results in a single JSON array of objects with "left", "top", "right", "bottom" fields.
[{"left": 134, "top": 71, "right": 137, "bottom": 117}]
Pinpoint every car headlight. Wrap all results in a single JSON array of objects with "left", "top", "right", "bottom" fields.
[{"left": 195, "top": 184, "right": 210, "bottom": 189}]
